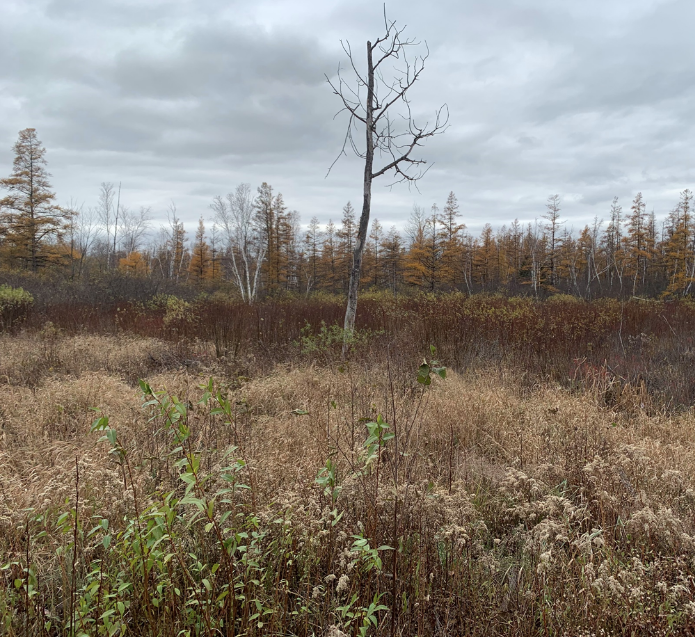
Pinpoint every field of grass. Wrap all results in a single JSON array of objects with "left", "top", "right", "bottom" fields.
[{"left": 2, "top": 295, "right": 695, "bottom": 635}]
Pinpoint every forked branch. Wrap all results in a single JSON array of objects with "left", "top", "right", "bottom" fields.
[{"left": 325, "top": 9, "right": 448, "bottom": 185}]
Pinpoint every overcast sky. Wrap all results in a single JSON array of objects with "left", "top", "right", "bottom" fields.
[{"left": 2, "top": 0, "right": 694, "bottom": 234}]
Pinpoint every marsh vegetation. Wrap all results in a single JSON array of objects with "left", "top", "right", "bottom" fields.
[{"left": 2, "top": 293, "right": 695, "bottom": 635}]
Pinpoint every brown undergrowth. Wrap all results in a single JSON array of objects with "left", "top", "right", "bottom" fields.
[
  {"left": 9, "top": 292, "right": 695, "bottom": 409},
  {"left": 2, "top": 333, "right": 695, "bottom": 635}
]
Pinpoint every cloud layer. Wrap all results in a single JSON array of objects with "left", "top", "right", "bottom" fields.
[{"left": 1, "top": 0, "right": 694, "bottom": 232}]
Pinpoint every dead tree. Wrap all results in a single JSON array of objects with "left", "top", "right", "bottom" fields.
[{"left": 327, "top": 10, "right": 448, "bottom": 355}]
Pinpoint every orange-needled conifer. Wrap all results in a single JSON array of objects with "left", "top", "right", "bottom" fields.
[{"left": 0, "top": 128, "right": 72, "bottom": 271}]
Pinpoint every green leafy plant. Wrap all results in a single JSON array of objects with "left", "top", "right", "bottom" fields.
[
  {"left": 336, "top": 592, "right": 389, "bottom": 637},
  {"left": 294, "top": 320, "right": 382, "bottom": 356},
  {"left": 316, "top": 457, "right": 342, "bottom": 506},
  {"left": 360, "top": 415, "right": 394, "bottom": 473},
  {"left": 417, "top": 345, "right": 447, "bottom": 386},
  {"left": 26, "top": 379, "right": 290, "bottom": 636}
]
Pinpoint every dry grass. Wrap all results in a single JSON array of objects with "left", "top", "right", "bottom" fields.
[
  {"left": 12, "top": 293, "right": 695, "bottom": 409},
  {"left": 2, "top": 332, "right": 695, "bottom": 635}
]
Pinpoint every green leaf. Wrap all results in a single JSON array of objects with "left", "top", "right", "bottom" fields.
[
  {"left": 291, "top": 409, "right": 309, "bottom": 416},
  {"left": 90, "top": 416, "right": 109, "bottom": 433},
  {"left": 180, "top": 495, "right": 205, "bottom": 512},
  {"left": 417, "top": 363, "right": 431, "bottom": 385},
  {"left": 56, "top": 512, "right": 71, "bottom": 527}
]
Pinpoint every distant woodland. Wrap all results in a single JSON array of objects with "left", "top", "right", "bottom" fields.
[{"left": 2, "top": 127, "right": 695, "bottom": 300}]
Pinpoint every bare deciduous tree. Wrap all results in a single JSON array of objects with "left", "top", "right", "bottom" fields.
[
  {"left": 153, "top": 202, "right": 188, "bottom": 283},
  {"left": 211, "top": 183, "right": 265, "bottom": 302},
  {"left": 120, "top": 206, "right": 151, "bottom": 255},
  {"left": 327, "top": 9, "right": 448, "bottom": 355},
  {"left": 97, "top": 182, "right": 117, "bottom": 268},
  {"left": 112, "top": 182, "right": 122, "bottom": 269},
  {"left": 65, "top": 198, "right": 100, "bottom": 280}
]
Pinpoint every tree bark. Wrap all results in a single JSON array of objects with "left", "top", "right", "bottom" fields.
[{"left": 342, "top": 41, "right": 374, "bottom": 357}]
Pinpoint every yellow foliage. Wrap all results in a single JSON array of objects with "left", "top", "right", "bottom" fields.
[{"left": 119, "top": 251, "right": 149, "bottom": 275}]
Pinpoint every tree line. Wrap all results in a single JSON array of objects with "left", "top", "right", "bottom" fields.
[{"left": 2, "top": 128, "right": 695, "bottom": 300}]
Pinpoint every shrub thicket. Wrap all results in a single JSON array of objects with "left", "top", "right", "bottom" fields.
[{"left": 0, "top": 284, "right": 33, "bottom": 332}]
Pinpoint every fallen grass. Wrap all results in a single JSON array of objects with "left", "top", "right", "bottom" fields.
[{"left": 2, "top": 333, "right": 695, "bottom": 635}]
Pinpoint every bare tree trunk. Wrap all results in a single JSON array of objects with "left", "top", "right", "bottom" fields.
[
  {"left": 328, "top": 13, "right": 447, "bottom": 356},
  {"left": 343, "top": 42, "right": 375, "bottom": 357},
  {"left": 112, "top": 182, "right": 121, "bottom": 269}
]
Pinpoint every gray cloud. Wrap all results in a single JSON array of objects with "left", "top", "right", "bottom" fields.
[{"left": 1, "top": 0, "right": 694, "bottom": 234}]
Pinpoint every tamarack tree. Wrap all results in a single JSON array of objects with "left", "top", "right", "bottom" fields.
[
  {"left": 0, "top": 128, "right": 72, "bottom": 271},
  {"left": 327, "top": 10, "right": 448, "bottom": 355}
]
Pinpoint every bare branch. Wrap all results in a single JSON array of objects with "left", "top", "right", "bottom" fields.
[
  {"left": 325, "top": 69, "right": 367, "bottom": 125},
  {"left": 372, "top": 104, "right": 449, "bottom": 180}
]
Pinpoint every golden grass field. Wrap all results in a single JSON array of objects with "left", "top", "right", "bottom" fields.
[{"left": 3, "top": 327, "right": 695, "bottom": 635}]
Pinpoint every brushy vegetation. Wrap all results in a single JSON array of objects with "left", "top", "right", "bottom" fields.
[
  {"left": 10, "top": 290, "right": 695, "bottom": 409},
  {"left": 2, "top": 296, "right": 695, "bottom": 635},
  {"left": 0, "top": 284, "right": 33, "bottom": 332}
]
